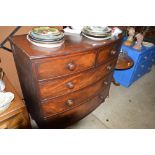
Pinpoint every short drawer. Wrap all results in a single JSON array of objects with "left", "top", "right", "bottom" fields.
[
  {"left": 96, "top": 38, "right": 122, "bottom": 65},
  {"left": 34, "top": 52, "right": 96, "bottom": 80},
  {"left": 40, "top": 73, "right": 112, "bottom": 117},
  {"left": 38, "top": 58, "right": 117, "bottom": 100}
]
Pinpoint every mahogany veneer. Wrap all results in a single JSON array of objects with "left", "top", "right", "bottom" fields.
[{"left": 9, "top": 33, "right": 122, "bottom": 128}]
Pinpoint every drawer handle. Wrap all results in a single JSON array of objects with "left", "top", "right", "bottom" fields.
[
  {"left": 103, "top": 81, "right": 109, "bottom": 85},
  {"left": 66, "top": 99, "right": 74, "bottom": 106},
  {"left": 67, "top": 62, "right": 76, "bottom": 71},
  {"left": 66, "top": 81, "right": 74, "bottom": 89},
  {"left": 107, "top": 65, "right": 112, "bottom": 70},
  {"left": 111, "top": 50, "right": 117, "bottom": 55}
]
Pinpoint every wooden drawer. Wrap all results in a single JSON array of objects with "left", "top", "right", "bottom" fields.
[
  {"left": 41, "top": 72, "right": 113, "bottom": 117},
  {"left": 41, "top": 86, "right": 110, "bottom": 128},
  {"left": 34, "top": 52, "right": 96, "bottom": 80},
  {"left": 0, "top": 110, "right": 30, "bottom": 129},
  {"left": 39, "top": 58, "right": 117, "bottom": 100},
  {"left": 96, "top": 39, "right": 122, "bottom": 65}
]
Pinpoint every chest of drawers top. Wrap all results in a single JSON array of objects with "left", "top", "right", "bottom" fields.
[{"left": 10, "top": 33, "right": 122, "bottom": 59}]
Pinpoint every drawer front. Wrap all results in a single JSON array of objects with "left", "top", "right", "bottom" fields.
[
  {"left": 41, "top": 73, "right": 112, "bottom": 117},
  {"left": 43, "top": 85, "right": 110, "bottom": 126},
  {"left": 0, "top": 110, "right": 30, "bottom": 129},
  {"left": 39, "top": 58, "right": 117, "bottom": 100},
  {"left": 35, "top": 52, "right": 96, "bottom": 80},
  {"left": 96, "top": 39, "right": 122, "bottom": 65}
]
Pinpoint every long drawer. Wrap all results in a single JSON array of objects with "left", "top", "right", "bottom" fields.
[
  {"left": 34, "top": 51, "right": 96, "bottom": 80},
  {"left": 38, "top": 58, "right": 117, "bottom": 100},
  {"left": 41, "top": 85, "right": 110, "bottom": 128},
  {"left": 40, "top": 72, "right": 113, "bottom": 118}
]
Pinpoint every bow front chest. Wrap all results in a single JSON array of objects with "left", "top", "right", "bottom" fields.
[{"left": 10, "top": 33, "right": 122, "bottom": 128}]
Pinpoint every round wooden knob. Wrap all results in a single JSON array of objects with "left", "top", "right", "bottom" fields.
[
  {"left": 111, "top": 50, "right": 116, "bottom": 55},
  {"left": 107, "top": 65, "right": 112, "bottom": 70},
  {"left": 66, "top": 81, "right": 74, "bottom": 89},
  {"left": 67, "top": 62, "right": 76, "bottom": 71},
  {"left": 66, "top": 99, "right": 74, "bottom": 106},
  {"left": 104, "top": 81, "right": 108, "bottom": 85}
]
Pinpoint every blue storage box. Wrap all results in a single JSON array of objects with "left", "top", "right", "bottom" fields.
[{"left": 114, "top": 44, "right": 155, "bottom": 87}]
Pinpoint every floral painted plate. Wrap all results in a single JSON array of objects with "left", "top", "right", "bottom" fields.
[{"left": 32, "top": 27, "right": 60, "bottom": 35}]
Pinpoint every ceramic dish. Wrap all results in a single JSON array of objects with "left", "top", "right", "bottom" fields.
[
  {"left": 81, "top": 32, "right": 112, "bottom": 41},
  {"left": 32, "top": 27, "right": 60, "bottom": 35},
  {"left": 82, "top": 28, "right": 111, "bottom": 37},
  {"left": 142, "top": 41, "right": 154, "bottom": 47},
  {"left": 0, "top": 92, "right": 14, "bottom": 114},
  {"left": 81, "top": 30, "right": 111, "bottom": 38},
  {"left": 83, "top": 26, "right": 111, "bottom": 34},
  {"left": 29, "top": 31, "right": 64, "bottom": 40},
  {"left": 28, "top": 35, "right": 64, "bottom": 43},
  {"left": 27, "top": 36, "right": 64, "bottom": 48}
]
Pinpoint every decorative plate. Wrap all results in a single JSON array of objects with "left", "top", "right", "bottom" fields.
[
  {"left": 142, "top": 41, "right": 154, "bottom": 47},
  {"left": 32, "top": 27, "right": 60, "bottom": 35},
  {"left": 28, "top": 35, "right": 64, "bottom": 43},
  {"left": 82, "top": 27, "right": 111, "bottom": 37},
  {"left": 29, "top": 31, "right": 64, "bottom": 40},
  {"left": 81, "top": 32, "right": 112, "bottom": 41},
  {"left": 83, "top": 26, "right": 111, "bottom": 34},
  {"left": 27, "top": 36, "right": 64, "bottom": 48}
]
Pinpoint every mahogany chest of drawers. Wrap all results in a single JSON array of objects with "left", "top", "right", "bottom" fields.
[{"left": 9, "top": 33, "right": 122, "bottom": 128}]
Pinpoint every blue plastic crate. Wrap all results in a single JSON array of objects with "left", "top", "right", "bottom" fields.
[{"left": 114, "top": 44, "right": 155, "bottom": 87}]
